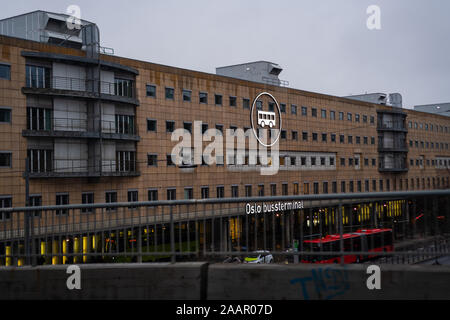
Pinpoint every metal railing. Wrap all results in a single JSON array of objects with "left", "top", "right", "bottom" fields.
[
  {"left": 24, "top": 76, "right": 135, "bottom": 98},
  {"left": 0, "top": 190, "right": 448, "bottom": 266}
]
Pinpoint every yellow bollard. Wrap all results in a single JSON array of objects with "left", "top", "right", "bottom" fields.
[
  {"left": 62, "top": 239, "right": 68, "bottom": 264},
  {"left": 82, "top": 236, "right": 89, "bottom": 263},
  {"left": 52, "top": 240, "right": 60, "bottom": 265},
  {"left": 5, "top": 246, "right": 11, "bottom": 266},
  {"left": 73, "top": 237, "right": 80, "bottom": 263},
  {"left": 17, "top": 244, "right": 24, "bottom": 267}
]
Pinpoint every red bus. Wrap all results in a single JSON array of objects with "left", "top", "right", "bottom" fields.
[{"left": 301, "top": 228, "right": 393, "bottom": 264}]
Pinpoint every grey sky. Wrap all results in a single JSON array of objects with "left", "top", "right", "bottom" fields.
[{"left": 2, "top": 0, "right": 450, "bottom": 109}]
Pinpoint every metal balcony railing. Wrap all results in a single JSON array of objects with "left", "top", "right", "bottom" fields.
[{"left": 24, "top": 76, "right": 135, "bottom": 99}]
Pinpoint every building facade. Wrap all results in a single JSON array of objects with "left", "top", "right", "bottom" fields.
[{"left": 0, "top": 30, "right": 450, "bottom": 216}]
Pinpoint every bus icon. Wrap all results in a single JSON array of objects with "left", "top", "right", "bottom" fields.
[{"left": 257, "top": 110, "right": 276, "bottom": 128}]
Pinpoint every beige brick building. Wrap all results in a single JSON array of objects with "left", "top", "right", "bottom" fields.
[{"left": 0, "top": 32, "right": 449, "bottom": 215}]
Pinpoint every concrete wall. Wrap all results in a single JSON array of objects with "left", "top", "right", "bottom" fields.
[{"left": 0, "top": 263, "right": 449, "bottom": 300}]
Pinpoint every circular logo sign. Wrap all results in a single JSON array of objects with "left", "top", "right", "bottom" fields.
[{"left": 250, "top": 92, "right": 282, "bottom": 147}]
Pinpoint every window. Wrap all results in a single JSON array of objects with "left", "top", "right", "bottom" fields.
[
  {"left": 320, "top": 157, "right": 326, "bottom": 165},
  {"left": 280, "top": 103, "right": 286, "bottom": 113},
  {"left": 303, "top": 182, "right": 310, "bottom": 195},
  {"left": 180, "top": 187, "right": 193, "bottom": 200},
  {"left": 371, "top": 137, "right": 375, "bottom": 145},
  {"left": 312, "top": 108, "right": 317, "bottom": 117},
  {"left": 202, "top": 123, "right": 208, "bottom": 134},
  {"left": 364, "top": 158, "right": 369, "bottom": 166},
  {"left": 27, "top": 149, "right": 52, "bottom": 173},
  {"left": 340, "top": 134, "right": 345, "bottom": 144},
  {"left": 372, "top": 180, "right": 377, "bottom": 191},
  {"left": 25, "top": 65, "right": 50, "bottom": 88},
  {"left": 301, "top": 157, "right": 306, "bottom": 166},
  {"left": 330, "top": 111, "right": 335, "bottom": 120},
  {"left": 268, "top": 102, "right": 275, "bottom": 112},
  {"left": 166, "top": 120, "right": 175, "bottom": 133},
  {"left": 116, "top": 151, "right": 136, "bottom": 172},
  {"left": 340, "top": 158, "right": 346, "bottom": 166},
  {"left": 357, "top": 181, "right": 362, "bottom": 192},
  {"left": 302, "top": 131, "right": 308, "bottom": 141},
  {"left": 147, "top": 154, "right": 157, "bottom": 167},
  {"left": 243, "top": 98, "right": 250, "bottom": 109},
  {"left": 332, "top": 181, "right": 337, "bottom": 193},
  {"left": 0, "top": 197, "right": 12, "bottom": 221},
  {"left": 231, "top": 185, "right": 239, "bottom": 198},
  {"left": 27, "top": 107, "right": 52, "bottom": 131},
  {"left": 311, "top": 157, "right": 316, "bottom": 166},
  {"left": 167, "top": 188, "right": 176, "bottom": 200},
  {"left": 349, "top": 181, "right": 354, "bottom": 193},
  {"left": 115, "top": 114, "right": 135, "bottom": 135},
  {"left": 339, "top": 112, "right": 344, "bottom": 120},
  {"left": 199, "top": 92, "right": 208, "bottom": 104},
  {"left": 329, "top": 157, "right": 335, "bottom": 166},
  {"left": 330, "top": 133, "right": 336, "bottom": 142},
  {"left": 292, "top": 131, "right": 298, "bottom": 140},
  {"left": 282, "top": 183, "right": 288, "bottom": 196},
  {"left": 0, "top": 64, "right": 10, "bottom": 80},
  {"left": 216, "top": 186, "right": 225, "bottom": 198},
  {"left": 321, "top": 133, "right": 327, "bottom": 142},
  {"left": 301, "top": 106, "right": 307, "bottom": 116},
  {"left": 166, "top": 154, "right": 175, "bottom": 166},
  {"left": 257, "top": 184, "right": 265, "bottom": 196},
  {"left": 128, "top": 190, "right": 138, "bottom": 208},
  {"left": 363, "top": 115, "right": 368, "bottom": 123},
  {"left": 256, "top": 100, "right": 263, "bottom": 110},
  {"left": 355, "top": 114, "right": 360, "bottom": 122},
  {"left": 363, "top": 136, "right": 368, "bottom": 144},
  {"left": 184, "top": 122, "right": 192, "bottom": 133},
  {"left": 293, "top": 182, "right": 299, "bottom": 195},
  {"left": 341, "top": 181, "right": 346, "bottom": 193},
  {"left": 0, "top": 108, "right": 11, "bottom": 123},
  {"left": 245, "top": 185, "right": 252, "bottom": 197},
  {"left": 321, "top": 109, "right": 326, "bottom": 118},
  {"left": 29, "top": 195, "right": 42, "bottom": 217},
  {"left": 201, "top": 186, "right": 209, "bottom": 199},
  {"left": 81, "top": 193, "right": 94, "bottom": 213},
  {"left": 182, "top": 89, "right": 191, "bottom": 102},
  {"left": 323, "top": 182, "right": 328, "bottom": 194},
  {"left": 312, "top": 132, "right": 318, "bottom": 141},
  {"left": 347, "top": 113, "right": 352, "bottom": 121},
  {"left": 281, "top": 130, "right": 287, "bottom": 139},
  {"left": 147, "top": 119, "right": 157, "bottom": 132},
  {"left": 270, "top": 184, "right": 277, "bottom": 196},
  {"left": 0, "top": 152, "right": 12, "bottom": 168},
  {"left": 313, "top": 182, "right": 319, "bottom": 194},
  {"left": 165, "top": 87, "right": 174, "bottom": 100},
  {"left": 215, "top": 124, "right": 223, "bottom": 134},
  {"left": 291, "top": 104, "right": 297, "bottom": 115},
  {"left": 370, "top": 116, "right": 375, "bottom": 124},
  {"left": 229, "top": 96, "right": 237, "bottom": 107},
  {"left": 348, "top": 135, "right": 353, "bottom": 144},
  {"left": 356, "top": 136, "right": 361, "bottom": 144},
  {"left": 148, "top": 189, "right": 158, "bottom": 201},
  {"left": 56, "top": 194, "right": 69, "bottom": 216},
  {"left": 113, "top": 78, "right": 134, "bottom": 97},
  {"left": 372, "top": 158, "right": 376, "bottom": 166},
  {"left": 215, "top": 94, "right": 223, "bottom": 106},
  {"left": 146, "top": 84, "right": 156, "bottom": 97}
]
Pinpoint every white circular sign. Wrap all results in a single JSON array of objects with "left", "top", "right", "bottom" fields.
[{"left": 250, "top": 92, "right": 282, "bottom": 148}]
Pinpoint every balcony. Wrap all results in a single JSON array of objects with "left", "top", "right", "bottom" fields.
[
  {"left": 22, "top": 117, "right": 140, "bottom": 141},
  {"left": 378, "top": 143, "right": 409, "bottom": 153},
  {"left": 377, "top": 121, "right": 408, "bottom": 132},
  {"left": 378, "top": 156, "right": 408, "bottom": 173},
  {"left": 27, "top": 159, "right": 139, "bottom": 179},
  {"left": 22, "top": 76, "right": 139, "bottom": 106}
]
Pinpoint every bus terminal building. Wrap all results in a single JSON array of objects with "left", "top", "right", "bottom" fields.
[{"left": 0, "top": 11, "right": 449, "bottom": 264}]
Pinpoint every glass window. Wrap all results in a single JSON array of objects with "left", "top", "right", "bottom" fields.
[
  {"left": 146, "top": 84, "right": 156, "bottom": 97},
  {"left": 199, "top": 92, "right": 208, "bottom": 104},
  {"left": 0, "top": 197, "right": 12, "bottom": 220},
  {"left": 280, "top": 103, "right": 286, "bottom": 113},
  {"left": 201, "top": 187, "right": 209, "bottom": 199},
  {"left": 312, "top": 108, "right": 317, "bottom": 117},
  {"left": 56, "top": 194, "right": 69, "bottom": 215},
  {"left": 0, "top": 108, "right": 11, "bottom": 123},
  {"left": 229, "top": 96, "right": 237, "bottom": 107},
  {"left": 147, "top": 154, "right": 157, "bottom": 166},
  {"left": 215, "top": 94, "right": 223, "bottom": 106},
  {"left": 147, "top": 119, "right": 157, "bottom": 132},
  {"left": 166, "top": 120, "right": 175, "bottom": 132},
  {"left": 321, "top": 109, "right": 326, "bottom": 118},
  {"left": 301, "top": 106, "right": 307, "bottom": 116},
  {"left": 0, "top": 152, "right": 12, "bottom": 167},
  {"left": 243, "top": 98, "right": 250, "bottom": 109},
  {"left": 184, "top": 188, "right": 193, "bottom": 199},
  {"left": 182, "top": 89, "right": 191, "bottom": 102},
  {"left": 165, "top": 87, "right": 174, "bottom": 100},
  {"left": 231, "top": 185, "right": 239, "bottom": 198},
  {"left": 167, "top": 188, "right": 176, "bottom": 200},
  {"left": 148, "top": 189, "right": 158, "bottom": 201},
  {"left": 330, "top": 111, "right": 335, "bottom": 120},
  {"left": 291, "top": 104, "right": 297, "bottom": 115},
  {"left": 0, "top": 64, "right": 10, "bottom": 80}
]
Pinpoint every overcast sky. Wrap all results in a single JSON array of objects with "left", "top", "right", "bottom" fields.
[{"left": 2, "top": 0, "right": 450, "bottom": 109}]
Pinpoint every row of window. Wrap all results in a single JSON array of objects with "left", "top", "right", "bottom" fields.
[
  {"left": 146, "top": 84, "right": 377, "bottom": 122},
  {"left": 2, "top": 175, "right": 448, "bottom": 220},
  {"left": 408, "top": 121, "right": 449, "bottom": 134},
  {"left": 409, "top": 139, "right": 449, "bottom": 150}
]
